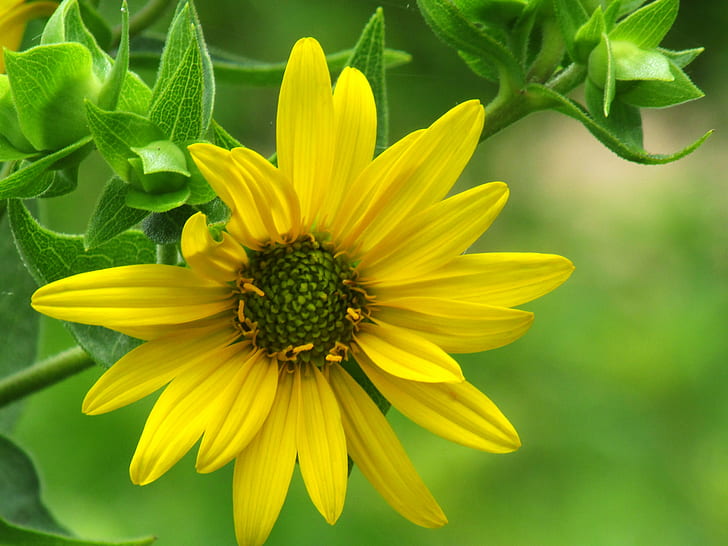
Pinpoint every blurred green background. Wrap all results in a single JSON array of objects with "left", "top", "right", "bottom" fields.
[{"left": 10, "top": 1, "right": 728, "bottom": 544}]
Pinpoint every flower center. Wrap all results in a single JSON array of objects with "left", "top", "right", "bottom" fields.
[{"left": 236, "top": 236, "right": 367, "bottom": 363}]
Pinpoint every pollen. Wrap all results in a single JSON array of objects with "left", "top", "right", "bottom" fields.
[{"left": 236, "top": 236, "right": 368, "bottom": 363}]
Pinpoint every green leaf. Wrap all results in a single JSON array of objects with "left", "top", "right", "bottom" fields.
[
  {"left": 457, "top": 50, "right": 499, "bottom": 82},
  {"left": 574, "top": 6, "right": 606, "bottom": 63},
  {"left": 85, "top": 177, "right": 149, "bottom": 249},
  {"left": 0, "top": 203, "right": 38, "bottom": 432},
  {"left": 417, "top": 0, "right": 524, "bottom": 88},
  {"left": 610, "top": 0, "right": 678, "bottom": 49},
  {"left": 5, "top": 44, "right": 100, "bottom": 151},
  {"left": 78, "top": 0, "right": 113, "bottom": 50},
  {"left": 125, "top": 185, "right": 191, "bottom": 212},
  {"left": 149, "top": 1, "right": 214, "bottom": 142},
  {"left": 117, "top": 72, "right": 153, "bottom": 115},
  {"left": 85, "top": 102, "right": 164, "bottom": 182},
  {"left": 41, "top": 0, "right": 112, "bottom": 82},
  {"left": 585, "top": 78, "right": 643, "bottom": 150},
  {"left": 0, "top": 516, "right": 155, "bottom": 546},
  {"left": 38, "top": 167, "right": 79, "bottom": 199},
  {"left": 611, "top": 41, "right": 673, "bottom": 81},
  {"left": 97, "top": 0, "right": 129, "bottom": 111},
  {"left": 657, "top": 46, "right": 703, "bottom": 69},
  {"left": 182, "top": 147, "right": 216, "bottom": 205},
  {"left": 0, "top": 434, "right": 67, "bottom": 534},
  {"left": 603, "top": 0, "right": 622, "bottom": 29},
  {"left": 0, "top": 75, "right": 34, "bottom": 156},
  {"left": 553, "top": 0, "right": 589, "bottom": 61},
  {"left": 620, "top": 59, "right": 704, "bottom": 108},
  {"left": 8, "top": 199, "right": 155, "bottom": 367},
  {"left": 210, "top": 120, "right": 243, "bottom": 149},
  {"left": 0, "top": 138, "right": 36, "bottom": 162},
  {"left": 346, "top": 8, "right": 389, "bottom": 152},
  {"left": 453, "top": 0, "right": 528, "bottom": 27},
  {"left": 526, "top": 83, "right": 712, "bottom": 164},
  {"left": 0, "top": 137, "right": 92, "bottom": 199},
  {"left": 141, "top": 205, "right": 194, "bottom": 244}
]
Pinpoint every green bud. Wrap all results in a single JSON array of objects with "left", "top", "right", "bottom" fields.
[
  {"left": 5, "top": 43, "right": 102, "bottom": 151},
  {"left": 588, "top": 38, "right": 672, "bottom": 89},
  {"left": 128, "top": 140, "right": 190, "bottom": 195},
  {"left": 0, "top": 75, "right": 34, "bottom": 153}
]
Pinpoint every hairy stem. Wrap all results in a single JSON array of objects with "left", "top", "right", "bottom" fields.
[{"left": 0, "top": 347, "right": 94, "bottom": 407}]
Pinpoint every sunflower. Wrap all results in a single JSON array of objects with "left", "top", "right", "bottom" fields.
[
  {"left": 31, "top": 37, "right": 573, "bottom": 545},
  {"left": 0, "top": 0, "right": 57, "bottom": 73}
]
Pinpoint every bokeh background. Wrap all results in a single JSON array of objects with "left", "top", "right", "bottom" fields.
[{"left": 11, "top": 1, "right": 728, "bottom": 544}]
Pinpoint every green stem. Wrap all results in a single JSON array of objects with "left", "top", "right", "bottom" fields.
[
  {"left": 527, "top": 17, "right": 565, "bottom": 83},
  {"left": 157, "top": 243, "right": 179, "bottom": 264},
  {"left": 111, "top": 0, "right": 175, "bottom": 46},
  {"left": 0, "top": 347, "right": 94, "bottom": 407},
  {"left": 546, "top": 62, "right": 588, "bottom": 95}
]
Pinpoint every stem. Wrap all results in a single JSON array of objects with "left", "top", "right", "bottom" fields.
[
  {"left": 157, "top": 243, "right": 179, "bottom": 264},
  {"left": 111, "top": 0, "right": 175, "bottom": 47},
  {"left": 546, "top": 62, "right": 588, "bottom": 95},
  {"left": 0, "top": 347, "right": 94, "bottom": 407},
  {"left": 527, "top": 17, "right": 565, "bottom": 83}
]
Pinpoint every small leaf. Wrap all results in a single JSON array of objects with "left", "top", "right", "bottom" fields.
[
  {"left": 0, "top": 434, "right": 67, "bottom": 534},
  {"left": 85, "top": 102, "right": 165, "bottom": 182},
  {"left": 585, "top": 78, "right": 643, "bottom": 150},
  {"left": 346, "top": 8, "right": 389, "bottom": 151},
  {"left": 574, "top": 6, "right": 606, "bottom": 63},
  {"left": 0, "top": 137, "right": 92, "bottom": 199},
  {"left": 183, "top": 147, "right": 216, "bottom": 205},
  {"left": 458, "top": 50, "right": 499, "bottom": 82},
  {"left": 125, "top": 185, "right": 191, "bottom": 212},
  {"left": 5, "top": 44, "right": 100, "bottom": 151},
  {"left": 141, "top": 205, "right": 195, "bottom": 244},
  {"left": 0, "top": 515, "right": 155, "bottom": 546},
  {"left": 149, "top": 1, "right": 214, "bottom": 142},
  {"left": 657, "top": 46, "right": 703, "bottom": 69},
  {"left": 8, "top": 200, "right": 155, "bottom": 367},
  {"left": 0, "top": 138, "right": 36, "bottom": 162},
  {"left": 210, "top": 120, "right": 243, "bottom": 149},
  {"left": 610, "top": 0, "right": 678, "bottom": 49},
  {"left": 85, "top": 177, "right": 150, "bottom": 249},
  {"left": 553, "top": 0, "right": 589, "bottom": 61},
  {"left": 97, "top": 0, "right": 130, "bottom": 110},
  {"left": 131, "top": 140, "right": 190, "bottom": 176},
  {"left": 527, "top": 83, "right": 712, "bottom": 164},
  {"left": 78, "top": 0, "right": 114, "bottom": 50},
  {"left": 417, "top": 0, "right": 523, "bottom": 87},
  {"left": 620, "top": 59, "right": 704, "bottom": 108},
  {"left": 611, "top": 41, "right": 673, "bottom": 81}
]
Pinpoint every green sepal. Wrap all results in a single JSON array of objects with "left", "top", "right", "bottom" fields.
[
  {"left": 588, "top": 34, "right": 616, "bottom": 115},
  {"left": 616, "top": 0, "right": 650, "bottom": 18},
  {"left": 553, "top": 0, "right": 589, "bottom": 61},
  {"left": 585, "top": 78, "right": 643, "bottom": 150},
  {"left": 141, "top": 205, "right": 195, "bottom": 244},
  {"left": 131, "top": 38, "right": 411, "bottom": 87},
  {"left": 0, "top": 137, "right": 35, "bottom": 163},
  {"left": 97, "top": 0, "right": 129, "bottom": 111},
  {"left": 38, "top": 167, "right": 79, "bottom": 199},
  {"left": 0, "top": 434, "right": 67, "bottom": 534},
  {"left": 41, "top": 0, "right": 111, "bottom": 82},
  {"left": 0, "top": 516, "right": 155, "bottom": 546},
  {"left": 0, "top": 75, "right": 34, "bottom": 155},
  {"left": 149, "top": 0, "right": 214, "bottom": 142},
  {"left": 657, "top": 46, "right": 703, "bottom": 69},
  {"left": 611, "top": 41, "right": 673, "bottom": 81},
  {"left": 619, "top": 59, "right": 704, "bottom": 108},
  {"left": 610, "top": 0, "right": 678, "bottom": 49},
  {"left": 417, "top": 0, "right": 524, "bottom": 88},
  {"left": 603, "top": 0, "right": 622, "bottom": 29},
  {"left": 345, "top": 8, "right": 389, "bottom": 152},
  {"left": 8, "top": 199, "right": 155, "bottom": 367},
  {"left": 5, "top": 44, "right": 101, "bottom": 151},
  {"left": 195, "top": 197, "right": 229, "bottom": 225},
  {"left": 453, "top": 0, "right": 528, "bottom": 27},
  {"left": 458, "top": 50, "right": 499, "bottom": 82},
  {"left": 0, "top": 137, "right": 91, "bottom": 199},
  {"left": 130, "top": 140, "right": 190, "bottom": 178},
  {"left": 85, "top": 177, "right": 150, "bottom": 249},
  {"left": 125, "top": 185, "right": 191, "bottom": 213},
  {"left": 574, "top": 6, "right": 606, "bottom": 64},
  {"left": 85, "top": 101, "right": 165, "bottom": 182},
  {"left": 527, "top": 82, "right": 712, "bottom": 164},
  {"left": 182, "top": 146, "right": 216, "bottom": 204}
]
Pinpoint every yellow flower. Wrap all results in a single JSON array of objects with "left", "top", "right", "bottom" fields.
[
  {"left": 32, "top": 37, "right": 573, "bottom": 545},
  {"left": 0, "top": 0, "right": 57, "bottom": 73}
]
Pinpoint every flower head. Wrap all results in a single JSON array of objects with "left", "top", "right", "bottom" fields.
[
  {"left": 0, "top": 0, "right": 57, "bottom": 73},
  {"left": 32, "top": 37, "right": 573, "bottom": 545}
]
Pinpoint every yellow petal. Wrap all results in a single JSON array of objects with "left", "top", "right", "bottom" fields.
[
  {"left": 230, "top": 147, "right": 302, "bottom": 241},
  {"left": 31, "top": 264, "right": 234, "bottom": 329},
  {"left": 370, "top": 252, "right": 575, "bottom": 308},
  {"left": 196, "top": 350, "right": 278, "bottom": 474},
  {"left": 82, "top": 318, "right": 239, "bottom": 415},
  {"left": 0, "top": 1, "right": 57, "bottom": 72},
  {"left": 373, "top": 299, "right": 534, "bottom": 353},
  {"left": 332, "top": 129, "right": 423, "bottom": 251},
  {"left": 233, "top": 367, "right": 298, "bottom": 546},
  {"left": 181, "top": 212, "right": 248, "bottom": 284},
  {"left": 129, "top": 347, "right": 241, "bottom": 485},
  {"left": 359, "top": 181, "right": 509, "bottom": 282},
  {"left": 296, "top": 364, "right": 347, "bottom": 524},
  {"left": 353, "top": 322, "right": 463, "bottom": 383},
  {"left": 346, "top": 100, "right": 484, "bottom": 255},
  {"left": 276, "top": 37, "right": 334, "bottom": 227},
  {"left": 326, "top": 363, "right": 447, "bottom": 528},
  {"left": 187, "top": 143, "right": 269, "bottom": 249},
  {"left": 358, "top": 355, "right": 521, "bottom": 453},
  {"left": 320, "top": 67, "right": 376, "bottom": 227}
]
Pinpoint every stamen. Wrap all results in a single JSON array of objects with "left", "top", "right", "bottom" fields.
[{"left": 242, "top": 282, "right": 265, "bottom": 297}]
